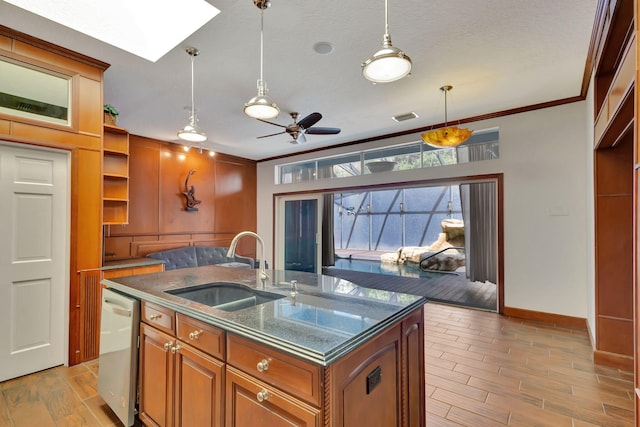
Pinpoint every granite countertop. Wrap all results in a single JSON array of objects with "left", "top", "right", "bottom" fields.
[{"left": 102, "top": 265, "right": 427, "bottom": 365}]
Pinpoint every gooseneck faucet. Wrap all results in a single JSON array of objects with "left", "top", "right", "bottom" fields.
[{"left": 227, "top": 231, "right": 269, "bottom": 283}]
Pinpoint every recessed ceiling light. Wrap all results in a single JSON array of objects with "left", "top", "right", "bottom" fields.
[
  {"left": 4, "top": 0, "right": 220, "bottom": 62},
  {"left": 392, "top": 112, "right": 418, "bottom": 122},
  {"left": 313, "top": 42, "right": 334, "bottom": 55}
]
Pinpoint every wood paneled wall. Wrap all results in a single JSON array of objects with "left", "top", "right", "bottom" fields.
[
  {"left": 104, "top": 135, "right": 258, "bottom": 261},
  {"left": 0, "top": 25, "right": 108, "bottom": 365}
]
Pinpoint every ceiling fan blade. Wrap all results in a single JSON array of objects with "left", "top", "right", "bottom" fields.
[
  {"left": 257, "top": 131, "right": 286, "bottom": 139},
  {"left": 257, "top": 118, "right": 287, "bottom": 128},
  {"left": 305, "top": 127, "right": 341, "bottom": 135},
  {"left": 297, "top": 112, "right": 322, "bottom": 129}
]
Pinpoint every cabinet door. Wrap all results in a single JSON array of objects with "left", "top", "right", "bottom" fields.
[
  {"left": 329, "top": 323, "right": 401, "bottom": 427},
  {"left": 174, "top": 343, "right": 224, "bottom": 427},
  {"left": 139, "top": 323, "right": 175, "bottom": 427},
  {"left": 402, "top": 306, "right": 425, "bottom": 427},
  {"left": 225, "top": 367, "right": 320, "bottom": 427}
]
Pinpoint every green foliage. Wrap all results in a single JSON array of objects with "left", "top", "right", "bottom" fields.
[{"left": 103, "top": 104, "right": 119, "bottom": 116}]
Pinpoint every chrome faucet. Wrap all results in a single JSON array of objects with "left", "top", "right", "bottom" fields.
[{"left": 227, "top": 231, "right": 269, "bottom": 283}]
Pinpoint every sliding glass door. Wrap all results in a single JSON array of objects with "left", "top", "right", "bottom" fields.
[{"left": 276, "top": 195, "right": 322, "bottom": 273}]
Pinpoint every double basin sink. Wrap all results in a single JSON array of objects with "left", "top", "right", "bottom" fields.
[{"left": 166, "top": 282, "right": 285, "bottom": 312}]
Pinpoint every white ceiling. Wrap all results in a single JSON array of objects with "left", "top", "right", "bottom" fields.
[{"left": 0, "top": 0, "right": 598, "bottom": 161}]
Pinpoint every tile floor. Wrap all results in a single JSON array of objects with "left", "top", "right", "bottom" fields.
[{"left": 0, "top": 302, "right": 634, "bottom": 426}]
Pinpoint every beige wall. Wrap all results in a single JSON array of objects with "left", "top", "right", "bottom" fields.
[{"left": 256, "top": 101, "right": 592, "bottom": 319}]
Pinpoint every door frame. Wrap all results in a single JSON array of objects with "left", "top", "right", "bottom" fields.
[
  {"left": 0, "top": 140, "right": 71, "bottom": 373},
  {"left": 275, "top": 194, "right": 323, "bottom": 272},
  {"left": 274, "top": 173, "right": 504, "bottom": 313}
]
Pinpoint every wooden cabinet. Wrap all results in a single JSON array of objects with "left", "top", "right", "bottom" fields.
[
  {"left": 103, "top": 125, "right": 129, "bottom": 224},
  {"left": 226, "top": 334, "right": 321, "bottom": 406},
  {"left": 401, "top": 306, "right": 426, "bottom": 427},
  {"left": 225, "top": 334, "right": 322, "bottom": 426},
  {"left": 139, "top": 323, "right": 175, "bottom": 427},
  {"left": 174, "top": 343, "right": 224, "bottom": 427},
  {"left": 326, "top": 305, "right": 425, "bottom": 427},
  {"left": 328, "top": 321, "right": 401, "bottom": 427},
  {"left": 138, "top": 301, "right": 425, "bottom": 427},
  {"left": 225, "top": 367, "right": 320, "bottom": 427},
  {"left": 592, "top": 0, "right": 635, "bottom": 370},
  {"left": 102, "top": 262, "right": 164, "bottom": 279},
  {"left": 139, "top": 304, "right": 225, "bottom": 427}
]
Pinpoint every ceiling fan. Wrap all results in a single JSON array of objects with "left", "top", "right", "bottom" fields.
[{"left": 256, "top": 112, "right": 341, "bottom": 144}]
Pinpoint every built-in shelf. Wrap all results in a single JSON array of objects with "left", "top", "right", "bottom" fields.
[{"left": 103, "top": 125, "right": 129, "bottom": 224}]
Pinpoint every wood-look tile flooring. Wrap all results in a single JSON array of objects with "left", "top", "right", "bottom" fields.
[
  {"left": 425, "top": 303, "right": 634, "bottom": 426},
  {"left": 0, "top": 303, "right": 634, "bottom": 426}
]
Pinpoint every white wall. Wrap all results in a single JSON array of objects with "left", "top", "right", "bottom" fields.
[{"left": 256, "top": 101, "right": 592, "bottom": 318}]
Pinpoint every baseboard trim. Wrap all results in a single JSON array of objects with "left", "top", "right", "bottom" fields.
[
  {"left": 594, "top": 350, "right": 634, "bottom": 371},
  {"left": 503, "top": 306, "right": 587, "bottom": 329}
]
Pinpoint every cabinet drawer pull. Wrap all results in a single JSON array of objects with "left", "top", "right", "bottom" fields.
[
  {"left": 163, "top": 341, "right": 173, "bottom": 352},
  {"left": 256, "top": 359, "right": 269, "bottom": 372},
  {"left": 188, "top": 330, "right": 202, "bottom": 340},
  {"left": 149, "top": 314, "right": 162, "bottom": 321},
  {"left": 171, "top": 344, "right": 181, "bottom": 354},
  {"left": 256, "top": 389, "right": 269, "bottom": 402}
]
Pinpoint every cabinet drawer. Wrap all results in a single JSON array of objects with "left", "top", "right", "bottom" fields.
[
  {"left": 226, "top": 367, "right": 321, "bottom": 427},
  {"left": 141, "top": 301, "right": 175, "bottom": 335},
  {"left": 176, "top": 313, "right": 225, "bottom": 360},
  {"left": 227, "top": 334, "right": 322, "bottom": 406}
]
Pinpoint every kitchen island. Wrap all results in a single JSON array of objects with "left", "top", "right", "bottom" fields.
[{"left": 103, "top": 265, "right": 426, "bottom": 427}]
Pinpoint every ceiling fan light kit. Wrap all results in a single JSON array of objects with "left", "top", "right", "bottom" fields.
[
  {"left": 421, "top": 85, "right": 472, "bottom": 148},
  {"left": 256, "top": 111, "right": 341, "bottom": 143},
  {"left": 244, "top": 0, "right": 280, "bottom": 119},
  {"left": 362, "top": 0, "right": 412, "bottom": 83},
  {"left": 177, "top": 47, "right": 207, "bottom": 143}
]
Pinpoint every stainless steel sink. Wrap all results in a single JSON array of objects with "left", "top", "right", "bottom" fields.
[{"left": 165, "top": 282, "right": 284, "bottom": 312}]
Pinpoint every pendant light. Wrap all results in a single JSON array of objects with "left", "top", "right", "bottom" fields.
[
  {"left": 244, "top": 0, "right": 280, "bottom": 119},
  {"left": 361, "top": 0, "right": 412, "bottom": 83},
  {"left": 177, "top": 47, "right": 207, "bottom": 143},
  {"left": 421, "top": 85, "right": 472, "bottom": 148}
]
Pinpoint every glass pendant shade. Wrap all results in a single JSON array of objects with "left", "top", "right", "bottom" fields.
[
  {"left": 422, "top": 85, "right": 472, "bottom": 148},
  {"left": 421, "top": 126, "right": 472, "bottom": 148},
  {"left": 362, "top": 34, "right": 412, "bottom": 83}
]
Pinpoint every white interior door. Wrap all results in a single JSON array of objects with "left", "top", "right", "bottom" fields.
[{"left": 0, "top": 142, "right": 69, "bottom": 381}]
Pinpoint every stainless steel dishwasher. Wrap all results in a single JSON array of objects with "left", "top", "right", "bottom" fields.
[{"left": 98, "top": 288, "right": 140, "bottom": 427}]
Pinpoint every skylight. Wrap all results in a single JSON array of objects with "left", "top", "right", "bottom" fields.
[{"left": 4, "top": 0, "right": 220, "bottom": 62}]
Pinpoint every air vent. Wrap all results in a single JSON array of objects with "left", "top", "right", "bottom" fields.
[
  {"left": 0, "top": 92, "right": 68, "bottom": 120},
  {"left": 392, "top": 112, "right": 418, "bottom": 122}
]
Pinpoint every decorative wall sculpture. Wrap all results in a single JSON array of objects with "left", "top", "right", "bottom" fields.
[{"left": 182, "top": 169, "right": 201, "bottom": 211}]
